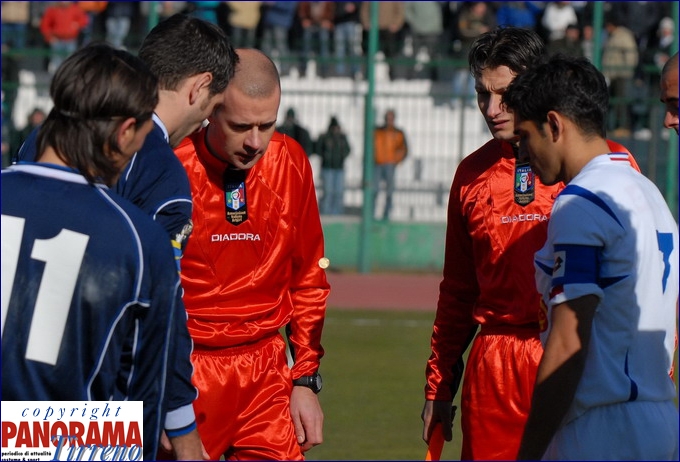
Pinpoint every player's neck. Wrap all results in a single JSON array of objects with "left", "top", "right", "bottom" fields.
[
  {"left": 563, "top": 137, "right": 611, "bottom": 184},
  {"left": 155, "top": 91, "right": 184, "bottom": 142},
  {"left": 36, "top": 147, "right": 68, "bottom": 167}
]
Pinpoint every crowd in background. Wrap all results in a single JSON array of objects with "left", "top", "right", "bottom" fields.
[
  {"left": 2, "top": 2, "right": 674, "bottom": 75},
  {"left": 1, "top": 1, "right": 677, "bottom": 165}
]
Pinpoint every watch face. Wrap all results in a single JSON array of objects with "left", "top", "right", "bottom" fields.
[{"left": 313, "top": 374, "right": 323, "bottom": 392}]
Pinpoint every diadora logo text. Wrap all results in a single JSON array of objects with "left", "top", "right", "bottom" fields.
[
  {"left": 211, "top": 233, "right": 261, "bottom": 242},
  {"left": 500, "top": 214, "right": 548, "bottom": 224}
]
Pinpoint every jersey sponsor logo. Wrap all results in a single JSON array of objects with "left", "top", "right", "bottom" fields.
[
  {"left": 500, "top": 213, "right": 548, "bottom": 224},
  {"left": 211, "top": 233, "right": 261, "bottom": 242}
]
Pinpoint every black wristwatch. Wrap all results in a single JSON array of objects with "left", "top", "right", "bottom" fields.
[{"left": 293, "top": 372, "right": 323, "bottom": 394}]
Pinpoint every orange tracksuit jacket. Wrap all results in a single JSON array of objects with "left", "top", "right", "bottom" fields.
[{"left": 174, "top": 129, "right": 328, "bottom": 373}]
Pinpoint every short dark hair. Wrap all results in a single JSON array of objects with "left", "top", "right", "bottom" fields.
[
  {"left": 37, "top": 43, "right": 158, "bottom": 185},
  {"left": 502, "top": 54, "right": 608, "bottom": 138},
  {"left": 139, "top": 14, "right": 238, "bottom": 96},
  {"left": 468, "top": 26, "right": 546, "bottom": 79}
]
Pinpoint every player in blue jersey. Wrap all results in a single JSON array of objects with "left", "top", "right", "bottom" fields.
[
  {"left": 1, "top": 43, "right": 202, "bottom": 460},
  {"left": 16, "top": 14, "right": 238, "bottom": 249},
  {"left": 503, "top": 55, "right": 679, "bottom": 460},
  {"left": 14, "top": 16, "right": 238, "bottom": 457}
]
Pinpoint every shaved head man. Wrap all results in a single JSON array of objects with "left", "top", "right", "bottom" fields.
[
  {"left": 173, "top": 49, "right": 329, "bottom": 460},
  {"left": 660, "top": 52, "right": 679, "bottom": 134}
]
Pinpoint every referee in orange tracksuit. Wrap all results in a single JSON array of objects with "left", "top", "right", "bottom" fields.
[{"left": 174, "top": 49, "right": 329, "bottom": 460}]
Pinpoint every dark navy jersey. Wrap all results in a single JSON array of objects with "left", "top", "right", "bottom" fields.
[
  {"left": 0, "top": 164, "right": 194, "bottom": 458},
  {"left": 115, "top": 120, "right": 193, "bottom": 243},
  {"left": 15, "top": 119, "right": 193, "bottom": 242},
  {"left": 14, "top": 119, "right": 198, "bottom": 436}
]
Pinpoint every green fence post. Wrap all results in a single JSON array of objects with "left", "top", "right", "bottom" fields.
[
  {"left": 147, "top": 1, "right": 159, "bottom": 32},
  {"left": 591, "top": 2, "right": 604, "bottom": 70},
  {"left": 358, "top": 2, "right": 379, "bottom": 274}
]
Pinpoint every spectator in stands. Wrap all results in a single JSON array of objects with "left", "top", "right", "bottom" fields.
[
  {"left": 454, "top": 2, "right": 495, "bottom": 107},
  {"left": 634, "top": 18, "right": 675, "bottom": 139},
  {"left": 630, "top": 17, "right": 674, "bottom": 141},
  {"left": 1, "top": 103, "right": 13, "bottom": 168},
  {"left": 580, "top": 22, "right": 595, "bottom": 61},
  {"left": 546, "top": 23, "right": 583, "bottom": 57},
  {"left": 373, "top": 109, "right": 408, "bottom": 221},
  {"left": 616, "top": 1, "right": 670, "bottom": 56},
  {"left": 458, "top": 3, "right": 496, "bottom": 61},
  {"left": 40, "top": 1, "right": 89, "bottom": 74},
  {"left": 277, "top": 107, "right": 314, "bottom": 155},
  {"left": 186, "top": 1, "right": 221, "bottom": 25},
  {"left": 495, "top": 1, "right": 541, "bottom": 30},
  {"left": 660, "top": 51, "right": 678, "bottom": 135},
  {"left": 104, "top": 1, "right": 134, "bottom": 49},
  {"left": 333, "top": 1, "right": 361, "bottom": 78},
  {"left": 140, "top": 1, "right": 188, "bottom": 23},
  {"left": 11, "top": 107, "right": 46, "bottom": 160},
  {"left": 404, "top": 1, "right": 443, "bottom": 80},
  {"left": 260, "top": 1, "right": 299, "bottom": 76},
  {"left": 1, "top": 1, "right": 30, "bottom": 50},
  {"left": 1, "top": 37, "right": 20, "bottom": 115},
  {"left": 602, "top": 11, "right": 639, "bottom": 138},
  {"left": 227, "top": 1, "right": 261, "bottom": 48},
  {"left": 317, "top": 116, "right": 351, "bottom": 215},
  {"left": 297, "top": 2, "right": 334, "bottom": 78},
  {"left": 649, "top": 17, "right": 676, "bottom": 71},
  {"left": 540, "top": 1, "right": 578, "bottom": 44},
  {"left": 77, "top": 1, "right": 107, "bottom": 46},
  {"left": 360, "top": 2, "right": 406, "bottom": 81}
]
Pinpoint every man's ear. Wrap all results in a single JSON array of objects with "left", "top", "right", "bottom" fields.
[
  {"left": 546, "top": 111, "right": 562, "bottom": 141},
  {"left": 189, "top": 72, "right": 213, "bottom": 105},
  {"left": 116, "top": 117, "right": 139, "bottom": 154}
]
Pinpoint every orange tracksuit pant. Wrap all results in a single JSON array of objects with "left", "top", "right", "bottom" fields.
[
  {"left": 460, "top": 326, "right": 543, "bottom": 460},
  {"left": 192, "top": 334, "right": 302, "bottom": 461}
]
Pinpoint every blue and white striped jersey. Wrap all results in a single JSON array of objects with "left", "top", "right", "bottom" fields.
[{"left": 535, "top": 153, "right": 679, "bottom": 424}]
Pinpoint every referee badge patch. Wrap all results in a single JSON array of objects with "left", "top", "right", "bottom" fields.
[
  {"left": 223, "top": 169, "right": 248, "bottom": 225},
  {"left": 514, "top": 162, "right": 535, "bottom": 206}
]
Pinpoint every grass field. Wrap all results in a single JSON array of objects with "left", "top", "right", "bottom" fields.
[
  {"left": 304, "top": 307, "right": 679, "bottom": 461},
  {"left": 305, "top": 308, "right": 463, "bottom": 461}
]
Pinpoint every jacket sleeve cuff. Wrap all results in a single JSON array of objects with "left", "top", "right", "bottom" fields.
[{"left": 164, "top": 404, "right": 197, "bottom": 438}]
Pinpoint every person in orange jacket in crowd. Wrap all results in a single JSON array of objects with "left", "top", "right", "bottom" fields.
[
  {"left": 373, "top": 108, "right": 408, "bottom": 221},
  {"left": 40, "top": 1, "right": 89, "bottom": 74}
]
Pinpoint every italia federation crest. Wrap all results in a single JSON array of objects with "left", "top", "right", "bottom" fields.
[
  {"left": 228, "top": 185, "right": 245, "bottom": 210},
  {"left": 223, "top": 169, "right": 248, "bottom": 225},
  {"left": 514, "top": 162, "right": 535, "bottom": 206}
]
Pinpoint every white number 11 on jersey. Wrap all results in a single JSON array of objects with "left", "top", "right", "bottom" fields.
[{"left": 1, "top": 214, "right": 89, "bottom": 365}]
